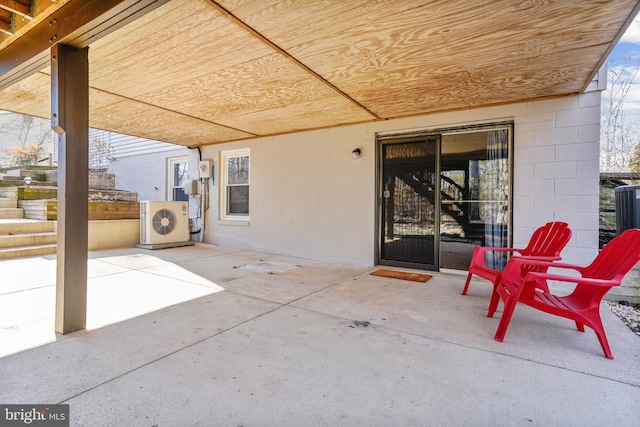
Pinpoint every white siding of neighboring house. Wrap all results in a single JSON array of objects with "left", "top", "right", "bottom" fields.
[
  {"left": 197, "top": 92, "right": 601, "bottom": 267},
  {"left": 98, "top": 130, "right": 189, "bottom": 201}
]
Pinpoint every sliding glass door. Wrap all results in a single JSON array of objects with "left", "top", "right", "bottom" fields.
[
  {"left": 378, "top": 125, "right": 512, "bottom": 271},
  {"left": 380, "top": 137, "right": 439, "bottom": 269},
  {"left": 439, "top": 128, "right": 511, "bottom": 270}
]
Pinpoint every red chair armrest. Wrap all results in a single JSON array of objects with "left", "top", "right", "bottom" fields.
[
  {"left": 507, "top": 257, "right": 581, "bottom": 270},
  {"left": 471, "top": 246, "right": 525, "bottom": 266},
  {"left": 523, "top": 272, "right": 619, "bottom": 288},
  {"left": 510, "top": 255, "right": 562, "bottom": 262},
  {"left": 498, "top": 255, "right": 567, "bottom": 288},
  {"left": 476, "top": 246, "right": 525, "bottom": 254}
]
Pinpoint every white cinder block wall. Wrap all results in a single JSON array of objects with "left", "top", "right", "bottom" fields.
[
  {"left": 512, "top": 92, "right": 601, "bottom": 264},
  {"left": 199, "top": 126, "right": 377, "bottom": 265},
  {"left": 199, "top": 92, "right": 600, "bottom": 267}
]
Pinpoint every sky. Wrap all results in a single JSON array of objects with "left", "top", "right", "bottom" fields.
[
  {"left": 598, "top": 14, "right": 640, "bottom": 171},
  {"left": 604, "top": 15, "right": 640, "bottom": 117},
  {"left": 617, "top": 13, "right": 640, "bottom": 45}
]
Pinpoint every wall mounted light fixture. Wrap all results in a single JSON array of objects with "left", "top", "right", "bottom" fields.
[{"left": 352, "top": 148, "right": 362, "bottom": 159}]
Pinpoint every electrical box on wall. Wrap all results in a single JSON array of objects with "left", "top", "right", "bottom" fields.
[
  {"left": 198, "top": 160, "right": 211, "bottom": 178},
  {"left": 184, "top": 179, "right": 199, "bottom": 195}
]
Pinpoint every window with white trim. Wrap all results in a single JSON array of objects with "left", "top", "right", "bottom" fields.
[
  {"left": 167, "top": 156, "right": 189, "bottom": 201},
  {"left": 220, "top": 148, "right": 250, "bottom": 219}
]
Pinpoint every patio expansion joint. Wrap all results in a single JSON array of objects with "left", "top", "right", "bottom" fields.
[
  {"left": 55, "top": 303, "right": 286, "bottom": 405},
  {"left": 136, "top": 267, "right": 225, "bottom": 291},
  {"left": 0, "top": 282, "right": 54, "bottom": 297},
  {"left": 93, "top": 248, "right": 246, "bottom": 270},
  {"left": 216, "top": 268, "right": 370, "bottom": 307},
  {"left": 380, "top": 326, "right": 640, "bottom": 389},
  {"left": 253, "top": 267, "right": 640, "bottom": 390},
  {"left": 285, "top": 269, "right": 371, "bottom": 306},
  {"left": 54, "top": 269, "right": 370, "bottom": 404}
]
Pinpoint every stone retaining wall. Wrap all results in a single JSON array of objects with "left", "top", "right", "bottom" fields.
[
  {"left": 606, "top": 265, "right": 640, "bottom": 304},
  {"left": 19, "top": 200, "right": 140, "bottom": 221}
]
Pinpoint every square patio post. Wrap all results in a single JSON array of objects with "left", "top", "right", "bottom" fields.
[{"left": 52, "top": 44, "right": 89, "bottom": 334}]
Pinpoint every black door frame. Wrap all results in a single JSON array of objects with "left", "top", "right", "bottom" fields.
[
  {"left": 377, "top": 134, "right": 442, "bottom": 271},
  {"left": 375, "top": 123, "right": 514, "bottom": 271}
]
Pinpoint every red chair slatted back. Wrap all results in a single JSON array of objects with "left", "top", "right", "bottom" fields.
[
  {"left": 519, "top": 222, "right": 571, "bottom": 276},
  {"left": 521, "top": 221, "right": 572, "bottom": 257},
  {"left": 582, "top": 229, "right": 640, "bottom": 281}
]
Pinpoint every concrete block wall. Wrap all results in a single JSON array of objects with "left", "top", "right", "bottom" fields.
[
  {"left": 199, "top": 127, "right": 376, "bottom": 266},
  {"left": 612, "top": 270, "right": 640, "bottom": 304},
  {"left": 512, "top": 92, "right": 601, "bottom": 264},
  {"left": 200, "top": 93, "right": 600, "bottom": 267}
]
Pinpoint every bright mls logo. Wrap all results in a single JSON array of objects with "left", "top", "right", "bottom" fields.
[{"left": 0, "top": 405, "right": 69, "bottom": 427}]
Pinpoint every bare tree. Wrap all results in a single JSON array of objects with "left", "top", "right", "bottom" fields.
[
  {"left": 601, "top": 58, "right": 640, "bottom": 172},
  {"left": 89, "top": 132, "right": 116, "bottom": 171},
  {"left": 9, "top": 115, "right": 54, "bottom": 150},
  {"left": 0, "top": 114, "right": 55, "bottom": 166}
]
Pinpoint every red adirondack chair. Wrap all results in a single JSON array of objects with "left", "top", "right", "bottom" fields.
[
  {"left": 462, "top": 221, "right": 572, "bottom": 296},
  {"left": 488, "top": 229, "right": 640, "bottom": 359}
]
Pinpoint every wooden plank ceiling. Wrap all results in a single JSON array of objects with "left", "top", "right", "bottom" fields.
[{"left": 0, "top": 0, "right": 637, "bottom": 147}]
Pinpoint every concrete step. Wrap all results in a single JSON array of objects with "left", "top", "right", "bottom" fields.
[
  {"left": 0, "top": 199, "right": 17, "bottom": 209},
  {"left": 0, "top": 208, "right": 24, "bottom": 219},
  {"left": 0, "top": 244, "right": 56, "bottom": 260},
  {"left": 0, "top": 219, "right": 57, "bottom": 259},
  {"left": 20, "top": 170, "right": 47, "bottom": 181},
  {"left": 0, "top": 178, "right": 55, "bottom": 186},
  {"left": 0, "top": 232, "right": 57, "bottom": 249},
  {"left": 0, "top": 188, "right": 17, "bottom": 199},
  {"left": 0, "top": 219, "right": 56, "bottom": 235}
]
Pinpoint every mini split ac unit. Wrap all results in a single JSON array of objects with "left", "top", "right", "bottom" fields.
[{"left": 140, "top": 201, "right": 190, "bottom": 245}]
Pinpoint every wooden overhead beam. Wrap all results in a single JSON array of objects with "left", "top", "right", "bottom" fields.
[
  {"left": 0, "top": 7, "right": 13, "bottom": 36},
  {"left": 205, "top": 0, "right": 380, "bottom": 120},
  {"left": 0, "top": 9, "right": 11, "bottom": 34},
  {"left": 0, "top": 0, "right": 170, "bottom": 90},
  {"left": 0, "top": 0, "right": 32, "bottom": 19}
]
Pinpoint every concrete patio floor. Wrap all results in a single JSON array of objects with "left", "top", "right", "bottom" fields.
[{"left": 1, "top": 244, "right": 639, "bottom": 426}]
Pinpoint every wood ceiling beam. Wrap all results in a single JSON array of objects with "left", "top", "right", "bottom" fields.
[
  {"left": 0, "top": 9, "right": 11, "bottom": 34},
  {"left": 0, "top": 7, "right": 12, "bottom": 35},
  {"left": 0, "top": 0, "right": 32, "bottom": 19},
  {"left": 0, "top": 0, "right": 170, "bottom": 90},
  {"left": 205, "top": 0, "right": 380, "bottom": 120}
]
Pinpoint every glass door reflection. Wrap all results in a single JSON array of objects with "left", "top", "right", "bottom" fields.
[{"left": 439, "top": 129, "right": 510, "bottom": 271}]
